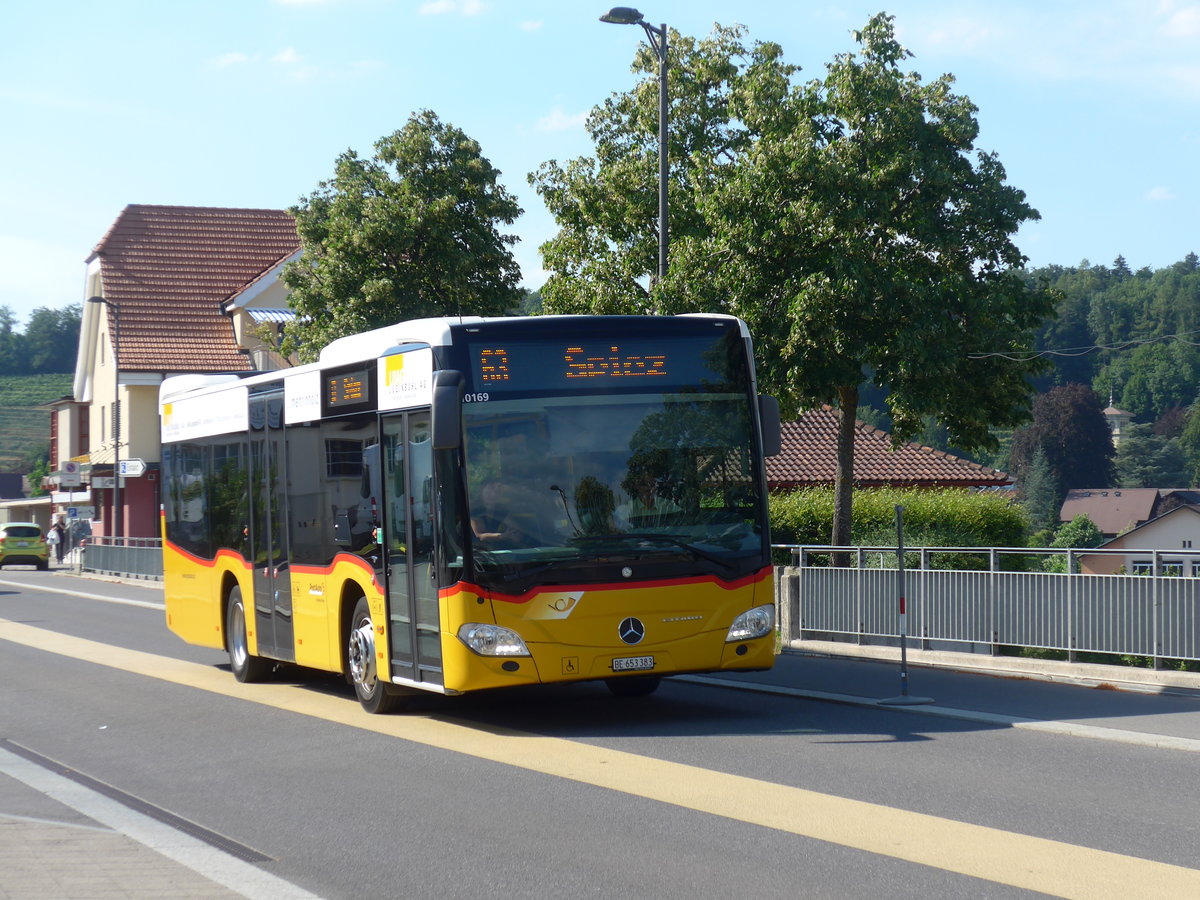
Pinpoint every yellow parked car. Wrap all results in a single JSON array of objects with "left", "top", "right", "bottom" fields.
[{"left": 0, "top": 522, "right": 49, "bottom": 570}]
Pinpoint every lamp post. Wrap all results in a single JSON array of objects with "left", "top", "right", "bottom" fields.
[
  {"left": 600, "top": 6, "right": 668, "bottom": 285},
  {"left": 87, "top": 296, "right": 121, "bottom": 540}
]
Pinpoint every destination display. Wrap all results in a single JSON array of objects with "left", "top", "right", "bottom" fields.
[
  {"left": 324, "top": 365, "right": 374, "bottom": 412},
  {"left": 469, "top": 334, "right": 741, "bottom": 394}
]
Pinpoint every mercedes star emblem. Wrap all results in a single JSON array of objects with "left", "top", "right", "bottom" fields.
[{"left": 618, "top": 616, "right": 646, "bottom": 645}]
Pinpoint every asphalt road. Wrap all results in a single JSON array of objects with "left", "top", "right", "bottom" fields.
[{"left": 2, "top": 568, "right": 1200, "bottom": 899}]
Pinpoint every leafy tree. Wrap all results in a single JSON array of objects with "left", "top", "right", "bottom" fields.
[
  {"left": 1042, "top": 513, "right": 1103, "bottom": 572},
  {"left": 531, "top": 15, "right": 1050, "bottom": 547},
  {"left": 1178, "top": 401, "right": 1200, "bottom": 483},
  {"left": 23, "top": 305, "right": 81, "bottom": 373},
  {"left": 1114, "top": 423, "right": 1189, "bottom": 487},
  {"left": 0, "top": 306, "right": 27, "bottom": 375},
  {"left": 1052, "top": 514, "right": 1103, "bottom": 549},
  {"left": 531, "top": 24, "right": 785, "bottom": 313},
  {"left": 283, "top": 110, "right": 523, "bottom": 359},
  {"left": 25, "top": 455, "right": 50, "bottom": 498},
  {"left": 517, "top": 289, "right": 542, "bottom": 315},
  {"left": 1010, "top": 383, "right": 1114, "bottom": 490}
]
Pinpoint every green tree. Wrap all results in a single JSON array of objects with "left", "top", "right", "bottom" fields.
[
  {"left": 1114, "top": 423, "right": 1189, "bottom": 487},
  {"left": 25, "top": 449, "right": 50, "bottom": 498},
  {"left": 533, "top": 15, "right": 1050, "bottom": 546},
  {"left": 1020, "top": 447, "right": 1061, "bottom": 535},
  {"left": 1178, "top": 402, "right": 1200, "bottom": 482},
  {"left": 1042, "top": 513, "right": 1102, "bottom": 572},
  {"left": 283, "top": 110, "right": 523, "bottom": 359},
  {"left": 531, "top": 24, "right": 786, "bottom": 313},
  {"left": 23, "top": 305, "right": 81, "bottom": 373},
  {"left": 0, "top": 306, "right": 27, "bottom": 375},
  {"left": 1052, "top": 514, "right": 1103, "bottom": 548}
]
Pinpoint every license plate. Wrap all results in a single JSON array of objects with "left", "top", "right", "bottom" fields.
[{"left": 612, "top": 655, "right": 655, "bottom": 672}]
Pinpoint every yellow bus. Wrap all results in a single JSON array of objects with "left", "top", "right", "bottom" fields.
[{"left": 160, "top": 315, "right": 781, "bottom": 712}]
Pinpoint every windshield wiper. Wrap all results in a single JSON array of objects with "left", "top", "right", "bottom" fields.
[{"left": 571, "top": 533, "right": 737, "bottom": 572}]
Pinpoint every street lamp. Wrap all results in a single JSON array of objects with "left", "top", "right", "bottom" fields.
[
  {"left": 600, "top": 7, "right": 669, "bottom": 285},
  {"left": 87, "top": 296, "right": 121, "bottom": 540}
]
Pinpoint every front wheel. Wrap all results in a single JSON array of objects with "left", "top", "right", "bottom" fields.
[
  {"left": 605, "top": 675, "right": 662, "bottom": 698},
  {"left": 347, "top": 597, "right": 406, "bottom": 714},
  {"left": 227, "top": 586, "right": 271, "bottom": 683}
]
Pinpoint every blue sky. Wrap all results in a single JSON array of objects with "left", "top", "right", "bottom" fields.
[{"left": 2, "top": 0, "right": 1197, "bottom": 327}]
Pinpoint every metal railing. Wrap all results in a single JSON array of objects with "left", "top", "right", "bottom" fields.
[
  {"left": 774, "top": 546, "right": 1200, "bottom": 668},
  {"left": 79, "top": 536, "right": 163, "bottom": 581}
]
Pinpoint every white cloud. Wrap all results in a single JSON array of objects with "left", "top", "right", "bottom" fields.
[
  {"left": 1146, "top": 186, "right": 1176, "bottom": 201},
  {"left": 209, "top": 51, "right": 253, "bottom": 68},
  {"left": 1164, "top": 62, "right": 1200, "bottom": 90},
  {"left": 1160, "top": 4, "right": 1200, "bottom": 37},
  {"left": 917, "top": 15, "right": 1000, "bottom": 53},
  {"left": 272, "top": 47, "right": 303, "bottom": 65},
  {"left": 520, "top": 20, "right": 543, "bottom": 32},
  {"left": 536, "top": 106, "right": 588, "bottom": 132},
  {"left": 419, "top": 0, "right": 487, "bottom": 16}
]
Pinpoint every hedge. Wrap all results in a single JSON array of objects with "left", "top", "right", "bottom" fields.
[{"left": 768, "top": 487, "right": 1029, "bottom": 549}]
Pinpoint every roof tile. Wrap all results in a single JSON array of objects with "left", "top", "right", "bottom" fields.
[
  {"left": 767, "top": 407, "right": 1011, "bottom": 489},
  {"left": 91, "top": 205, "right": 299, "bottom": 373}
]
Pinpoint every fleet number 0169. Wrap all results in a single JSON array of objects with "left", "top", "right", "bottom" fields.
[{"left": 463, "top": 392, "right": 490, "bottom": 403}]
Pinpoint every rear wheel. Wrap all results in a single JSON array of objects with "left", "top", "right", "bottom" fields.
[
  {"left": 227, "top": 586, "right": 271, "bottom": 683},
  {"left": 605, "top": 675, "right": 662, "bottom": 698},
  {"left": 347, "top": 596, "right": 406, "bottom": 714}
]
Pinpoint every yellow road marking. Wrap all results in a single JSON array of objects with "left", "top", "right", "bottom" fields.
[{"left": 3, "top": 617, "right": 1198, "bottom": 899}]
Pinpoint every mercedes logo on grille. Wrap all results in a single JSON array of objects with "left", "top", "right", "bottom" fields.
[{"left": 618, "top": 617, "right": 646, "bottom": 645}]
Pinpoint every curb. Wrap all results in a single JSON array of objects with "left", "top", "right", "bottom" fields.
[{"left": 787, "top": 639, "right": 1200, "bottom": 697}]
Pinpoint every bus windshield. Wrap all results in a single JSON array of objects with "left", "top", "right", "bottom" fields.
[{"left": 463, "top": 389, "right": 766, "bottom": 590}]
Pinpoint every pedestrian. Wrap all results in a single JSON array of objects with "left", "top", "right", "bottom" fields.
[{"left": 49, "top": 519, "right": 66, "bottom": 564}]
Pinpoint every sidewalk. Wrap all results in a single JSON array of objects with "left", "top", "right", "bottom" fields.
[
  {"left": 694, "top": 641, "right": 1200, "bottom": 750},
  {"left": 0, "top": 753, "right": 248, "bottom": 900}
]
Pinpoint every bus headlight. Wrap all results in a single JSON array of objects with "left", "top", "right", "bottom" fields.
[
  {"left": 458, "top": 623, "right": 531, "bottom": 657},
  {"left": 725, "top": 604, "right": 775, "bottom": 642}
]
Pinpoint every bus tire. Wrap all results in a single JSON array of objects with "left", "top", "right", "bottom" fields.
[
  {"left": 227, "top": 586, "right": 270, "bottom": 683},
  {"left": 348, "top": 596, "right": 405, "bottom": 714},
  {"left": 605, "top": 675, "right": 661, "bottom": 698}
]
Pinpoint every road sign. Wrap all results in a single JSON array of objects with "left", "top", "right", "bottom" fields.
[
  {"left": 118, "top": 458, "right": 147, "bottom": 477},
  {"left": 67, "top": 506, "right": 95, "bottom": 520}
]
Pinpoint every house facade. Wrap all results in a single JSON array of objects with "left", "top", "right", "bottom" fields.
[
  {"left": 1059, "top": 487, "right": 1200, "bottom": 539},
  {"left": 1078, "top": 504, "right": 1200, "bottom": 575},
  {"left": 49, "top": 205, "right": 300, "bottom": 539}
]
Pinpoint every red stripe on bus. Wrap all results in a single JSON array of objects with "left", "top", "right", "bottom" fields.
[
  {"left": 164, "top": 541, "right": 252, "bottom": 571},
  {"left": 441, "top": 565, "right": 772, "bottom": 604}
]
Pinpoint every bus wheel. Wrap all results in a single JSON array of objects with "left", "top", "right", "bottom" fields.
[
  {"left": 605, "top": 675, "right": 661, "bottom": 698},
  {"left": 348, "top": 597, "right": 405, "bottom": 714},
  {"left": 227, "top": 586, "right": 270, "bottom": 683}
]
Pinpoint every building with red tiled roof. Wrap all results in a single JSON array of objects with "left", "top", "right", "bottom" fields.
[
  {"left": 57, "top": 205, "right": 300, "bottom": 538},
  {"left": 83, "top": 204, "right": 299, "bottom": 373},
  {"left": 767, "top": 407, "right": 1011, "bottom": 491},
  {"left": 1059, "top": 487, "right": 1200, "bottom": 538},
  {"left": 1078, "top": 504, "right": 1200, "bottom": 575}
]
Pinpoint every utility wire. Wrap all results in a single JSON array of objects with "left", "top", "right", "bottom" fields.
[{"left": 969, "top": 327, "right": 1200, "bottom": 361}]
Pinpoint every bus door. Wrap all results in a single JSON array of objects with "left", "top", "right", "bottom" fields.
[
  {"left": 381, "top": 411, "right": 442, "bottom": 686},
  {"left": 248, "top": 393, "right": 294, "bottom": 662}
]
